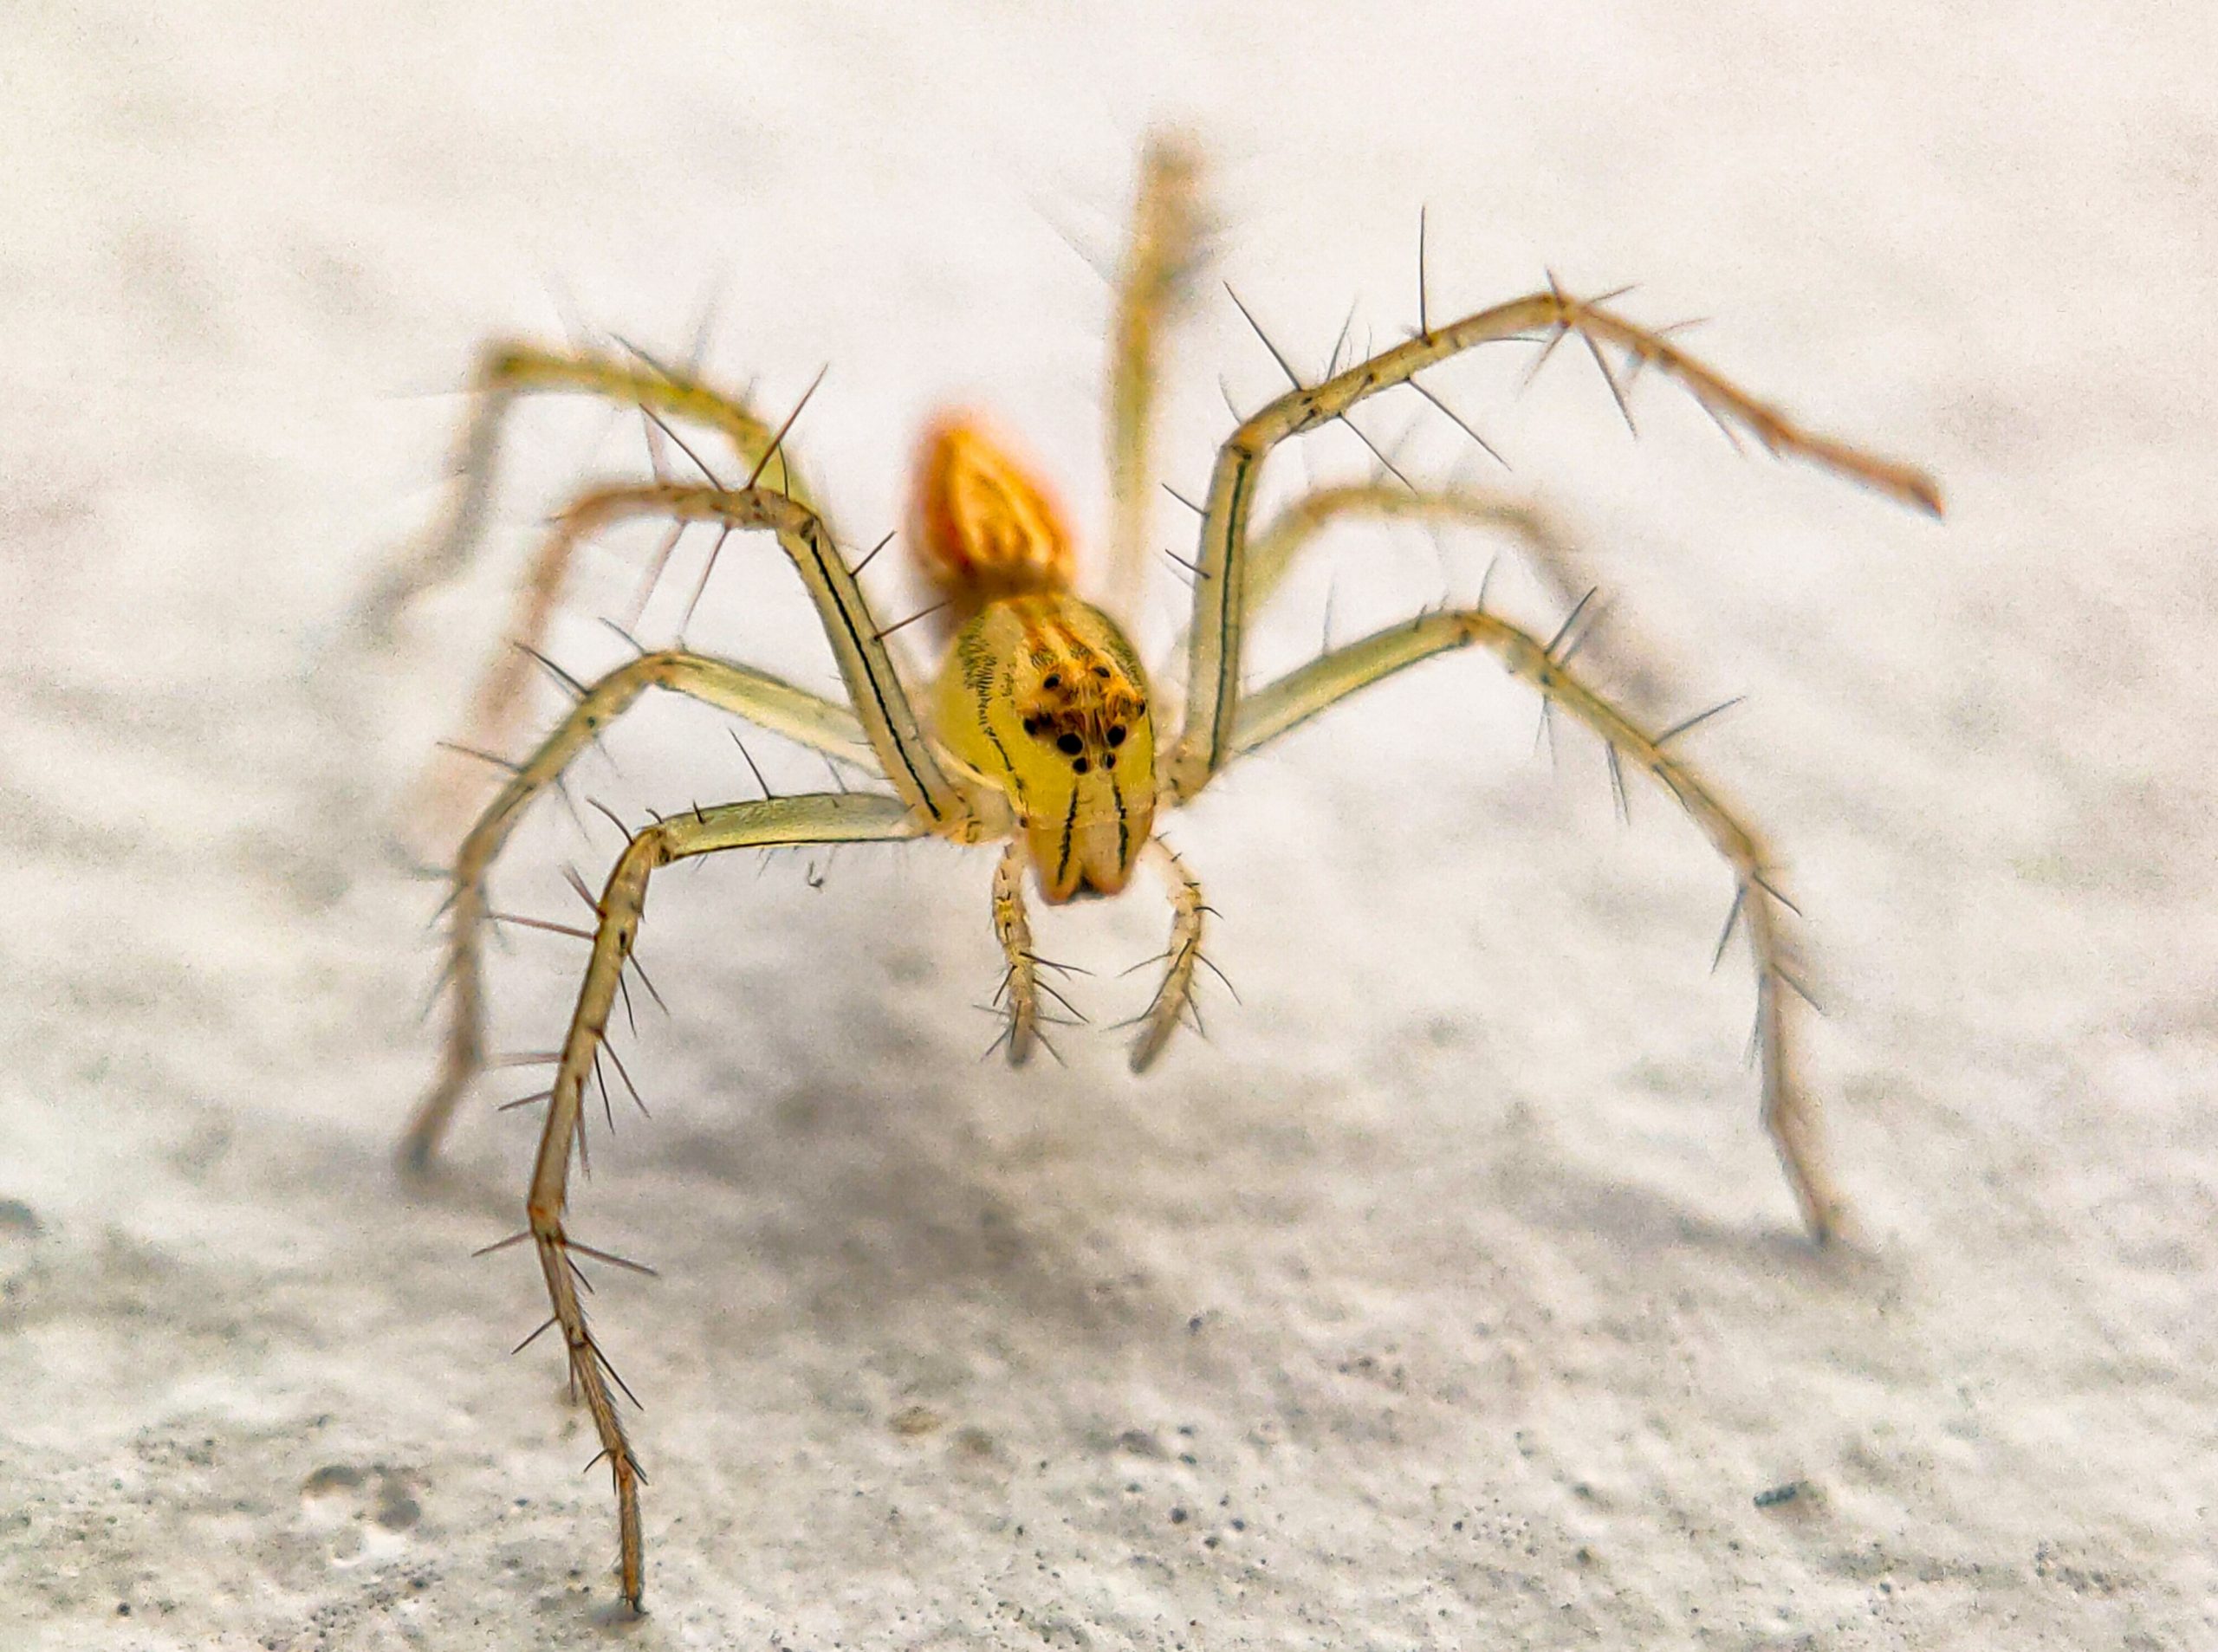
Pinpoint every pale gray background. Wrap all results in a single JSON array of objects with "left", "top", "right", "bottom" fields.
[{"left": 2, "top": 3, "right": 2212, "bottom": 1647}]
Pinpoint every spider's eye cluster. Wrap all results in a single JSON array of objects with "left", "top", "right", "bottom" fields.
[
  {"left": 1016, "top": 658, "right": 1147, "bottom": 776},
  {"left": 931, "top": 593, "right": 1155, "bottom": 829}
]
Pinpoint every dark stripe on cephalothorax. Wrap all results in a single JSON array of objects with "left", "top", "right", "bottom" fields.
[
  {"left": 1111, "top": 769, "right": 1130, "bottom": 868},
  {"left": 983, "top": 724, "right": 1023, "bottom": 801},
  {"left": 1056, "top": 784, "right": 1079, "bottom": 884}
]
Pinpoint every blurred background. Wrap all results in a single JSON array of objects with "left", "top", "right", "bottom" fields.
[{"left": 0, "top": 3, "right": 2210, "bottom": 1646}]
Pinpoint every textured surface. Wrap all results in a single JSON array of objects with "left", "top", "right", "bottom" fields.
[{"left": 3, "top": 3, "right": 2213, "bottom": 1647}]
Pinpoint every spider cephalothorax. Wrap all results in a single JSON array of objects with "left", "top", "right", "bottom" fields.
[
  {"left": 387, "top": 133, "right": 1941, "bottom": 1610},
  {"left": 937, "top": 593, "right": 1158, "bottom": 900},
  {"left": 905, "top": 413, "right": 1161, "bottom": 896}
]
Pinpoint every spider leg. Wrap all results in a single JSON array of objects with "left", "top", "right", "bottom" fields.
[
  {"left": 360, "top": 341, "right": 827, "bottom": 642},
  {"left": 407, "top": 482, "right": 992, "bottom": 1168},
  {"left": 402, "top": 649, "right": 878, "bottom": 1168},
  {"left": 1125, "top": 839, "right": 1208, "bottom": 1072},
  {"left": 989, "top": 842, "right": 1041, "bottom": 1064},
  {"left": 1239, "top": 480, "right": 1682, "bottom": 709},
  {"left": 402, "top": 496, "right": 666, "bottom": 842},
  {"left": 383, "top": 349, "right": 846, "bottom": 839},
  {"left": 520, "top": 791, "right": 927, "bottom": 1610},
  {"left": 1105, "top": 132, "right": 1207, "bottom": 612},
  {"left": 1231, "top": 610, "right": 1842, "bottom": 1243},
  {"left": 1166, "top": 284, "right": 1943, "bottom": 799},
  {"left": 1241, "top": 480, "right": 1579, "bottom": 619},
  {"left": 524, "top": 483, "right": 976, "bottom": 829}
]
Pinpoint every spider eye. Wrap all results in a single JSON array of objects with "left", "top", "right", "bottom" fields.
[
  {"left": 1071, "top": 757, "right": 1089, "bottom": 774},
  {"left": 1021, "top": 716, "right": 1039, "bottom": 735},
  {"left": 1106, "top": 725, "right": 1125, "bottom": 747},
  {"left": 1101, "top": 754, "right": 1116, "bottom": 770},
  {"left": 1042, "top": 672, "right": 1061, "bottom": 690},
  {"left": 1093, "top": 664, "right": 1111, "bottom": 678},
  {"left": 1055, "top": 733, "right": 1082, "bottom": 755}
]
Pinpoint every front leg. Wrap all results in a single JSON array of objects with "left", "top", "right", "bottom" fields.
[
  {"left": 502, "top": 483, "right": 983, "bottom": 832},
  {"left": 1167, "top": 284, "right": 1943, "bottom": 800},
  {"left": 403, "top": 649, "right": 874, "bottom": 1169},
  {"left": 521, "top": 790, "right": 924, "bottom": 1611}
]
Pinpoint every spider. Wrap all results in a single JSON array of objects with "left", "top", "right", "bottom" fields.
[{"left": 385, "top": 135, "right": 1942, "bottom": 1610}]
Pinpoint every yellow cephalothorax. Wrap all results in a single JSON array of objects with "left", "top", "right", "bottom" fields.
[
  {"left": 935, "top": 592, "right": 1158, "bottom": 902},
  {"left": 914, "top": 418, "right": 1158, "bottom": 901},
  {"left": 387, "top": 132, "right": 1943, "bottom": 1612}
]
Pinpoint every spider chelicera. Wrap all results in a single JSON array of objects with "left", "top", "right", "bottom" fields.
[{"left": 383, "top": 134, "right": 1942, "bottom": 1609}]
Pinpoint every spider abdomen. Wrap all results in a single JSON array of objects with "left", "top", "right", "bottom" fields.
[{"left": 910, "top": 414, "right": 1074, "bottom": 611}]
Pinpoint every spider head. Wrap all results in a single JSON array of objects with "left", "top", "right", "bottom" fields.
[
  {"left": 932, "top": 594, "right": 1158, "bottom": 903},
  {"left": 1012, "top": 651, "right": 1157, "bottom": 904}
]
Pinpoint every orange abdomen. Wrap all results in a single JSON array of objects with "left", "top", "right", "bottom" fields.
[{"left": 910, "top": 415, "right": 1074, "bottom": 606}]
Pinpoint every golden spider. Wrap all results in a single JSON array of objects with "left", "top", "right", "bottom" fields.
[{"left": 385, "top": 135, "right": 1942, "bottom": 1610}]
